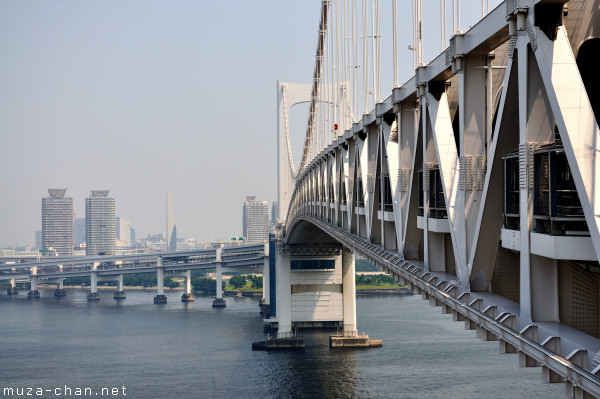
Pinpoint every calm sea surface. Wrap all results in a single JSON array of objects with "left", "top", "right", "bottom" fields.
[{"left": 0, "top": 289, "right": 564, "bottom": 399}]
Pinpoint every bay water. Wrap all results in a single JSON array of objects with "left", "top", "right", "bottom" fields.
[{"left": 0, "top": 289, "right": 564, "bottom": 398}]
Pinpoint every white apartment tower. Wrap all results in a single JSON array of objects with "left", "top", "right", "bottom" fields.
[
  {"left": 85, "top": 190, "right": 116, "bottom": 255},
  {"left": 243, "top": 196, "right": 269, "bottom": 243},
  {"left": 41, "top": 188, "right": 74, "bottom": 256},
  {"left": 116, "top": 217, "right": 131, "bottom": 247}
]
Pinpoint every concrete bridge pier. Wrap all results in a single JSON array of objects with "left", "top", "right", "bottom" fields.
[
  {"left": 154, "top": 258, "right": 167, "bottom": 304},
  {"left": 6, "top": 278, "right": 18, "bottom": 295},
  {"left": 341, "top": 251, "right": 357, "bottom": 337},
  {"left": 28, "top": 267, "right": 40, "bottom": 298},
  {"left": 54, "top": 278, "right": 66, "bottom": 297},
  {"left": 87, "top": 271, "right": 100, "bottom": 301},
  {"left": 114, "top": 275, "right": 126, "bottom": 300},
  {"left": 275, "top": 251, "right": 293, "bottom": 338},
  {"left": 252, "top": 249, "right": 305, "bottom": 350},
  {"left": 181, "top": 270, "right": 194, "bottom": 302},
  {"left": 260, "top": 245, "right": 270, "bottom": 318},
  {"left": 212, "top": 256, "right": 226, "bottom": 308},
  {"left": 330, "top": 251, "right": 380, "bottom": 348}
]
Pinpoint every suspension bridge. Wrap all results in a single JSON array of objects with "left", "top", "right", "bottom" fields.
[{"left": 269, "top": 0, "right": 600, "bottom": 397}]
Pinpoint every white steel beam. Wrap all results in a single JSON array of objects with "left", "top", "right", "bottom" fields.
[{"left": 533, "top": 26, "right": 600, "bottom": 261}]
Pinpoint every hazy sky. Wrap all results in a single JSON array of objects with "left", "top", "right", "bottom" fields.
[{"left": 0, "top": 1, "right": 499, "bottom": 248}]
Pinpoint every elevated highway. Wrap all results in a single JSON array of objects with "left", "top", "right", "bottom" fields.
[{"left": 1, "top": 244, "right": 268, "bottom": 306}]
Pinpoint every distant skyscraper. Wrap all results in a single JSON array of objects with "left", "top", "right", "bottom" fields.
[
  {"left": 243, "top": 196, "right": 269, "bottom": 243},
  {"left": 85, "top": 190, "right": 116, "bottom": 255},
  {"left": 271, "top": 201, "right": 279, "bottom": 226},
  {"left": 42, "top": 188, "right": 74, "bottom": 256},
  {"left": 166, "top": 192, "right": 176, "bottom": 252},
  {"left": 74, "top": 218, "right": 86, "bottom": 245},
  {"left": 116, "top": 217, "right": 131, "bottom": 247}
]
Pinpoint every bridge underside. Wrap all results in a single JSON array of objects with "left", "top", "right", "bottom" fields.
[{"left": 285, "top": 219, "right": 342, "bottom": 247}]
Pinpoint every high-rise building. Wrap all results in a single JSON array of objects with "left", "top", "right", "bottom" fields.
[
  {"left": 74, "top": 218, "right": 86, "bottom": 245},
  {"left": 85, "top": 190, "right": 116, "bottom": 255},
  {"left": 166, "top": 192, "right": 176, "bottom": 252},
  {"left": 243, "top": 196, "right": 269, "bottom": 243},
  {"left": 116, "top": 217, "right": 131, "bottom": 247},
  {"left": 41, "top": 188, "right": 74, "bottom": 256}
]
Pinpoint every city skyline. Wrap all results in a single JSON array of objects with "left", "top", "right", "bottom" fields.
[
  {"left": 6, "top": 189, "right": 278, "bottom": 250},
  {"left": 0, "top": 1, "right": 497, "bottom": 249},
  {"left": 15, "top": 189, "right": 277, "bottom": 251},
  {"left": 0, "top": 1, "right": 322, "bottom": 248}
]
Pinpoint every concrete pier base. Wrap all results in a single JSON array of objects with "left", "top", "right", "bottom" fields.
[
  {"left": 87, "top": 292, "right": 100, "bottom": 301},
  {"left": 252, "top": 337, "right": 305, "bottom": 351},
  {"left": 54, "top": 289, "right": 67, "bottom": 297},
  {"left": 154, "top": 295, "right": 167, "bottom": 304},
  {"left": 6, "top": 286, "right": 18, "bottom": 295},
  {"left": 259, "top": 299, "right": 270, "bottom": 318},
  {"left": 212, "top": 298, "right": 226, "bottom": 308},
  {"left": 329, "top": 335, "right": 382, "bottom": 348},
  {"left": 114, "top": 291, "right": 126, "bottom": 300},
  {"left": 181, "top": 293, "right": 195, "bottom": 302},
  {"left": 27, "top": 290, "right": 40, "bottom": 299}
]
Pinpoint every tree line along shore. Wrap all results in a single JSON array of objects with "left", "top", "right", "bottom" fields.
[{"left": 4, "top": 259, "right": 414, "bottom": 295}]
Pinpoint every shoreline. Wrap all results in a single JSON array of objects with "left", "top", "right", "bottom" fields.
[
  {"left": 35, "top": 285, "right": 185, "bottom": 292},
  {"left": 25, "top": 285, "right": 413, "bottom": 296}
]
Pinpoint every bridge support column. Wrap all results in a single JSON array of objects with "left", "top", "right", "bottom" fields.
[
  {"left": 181, "top": 270, "right": 194, "bottom": 302},
  {"left": 154, "top": 258, "right": 167, "bottom": 304},
  {"left": 6, "top": 278, "right": 18, "bottom": 295},
  {"left": 341, "top": 251, "right": 357, "bottom": 337},
  {"left": 114, "top": 275, "right": 126, "bottom": 300},
  {"left": 330, "top": 250, "right": 381, "bottom": 348},
  {"left": 54, "top": 278, "right": 66, "bottom": 297},
  {"left": 87, "top": 271, "right": 100, "bottom": 301},
  {"left": 28, "top": 268, "right": 40, "bottom": 298},
  {"left": 260, "top": 247, "right": 270, "bottom": 318},
  {"left": 276, "top": 251, "right": 292, "bottom": 338},
  {"left": 212, "top": 255, "right": 226, "bottom": 308}
]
